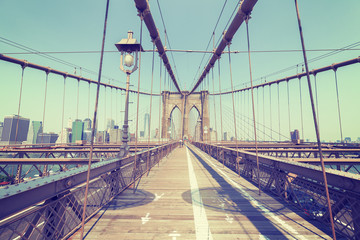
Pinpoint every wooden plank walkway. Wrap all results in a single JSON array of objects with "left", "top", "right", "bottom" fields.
[{"left": 70, "top": 144, "right": 331, "bottom": 239}]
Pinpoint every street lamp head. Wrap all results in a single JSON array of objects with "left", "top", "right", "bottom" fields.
[
  {"left": 115, "top": 30, "right": 143, "bottom": 74},
  {"left": 115, "top": 30, "right": 143, "bottom": 53},
  {"left": 124, "top": 54, "right": 134, "bottom": 67}
]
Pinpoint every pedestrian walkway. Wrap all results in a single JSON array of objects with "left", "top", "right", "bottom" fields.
[{"left": 71, "top": 144, "right": 331, "bottom": 239}]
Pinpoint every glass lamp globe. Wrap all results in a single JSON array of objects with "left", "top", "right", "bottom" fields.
[{"left": 124, "top": 54, "right": 134, "bottom": 67}]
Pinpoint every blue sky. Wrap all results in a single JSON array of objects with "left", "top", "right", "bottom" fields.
[{"left": 0, "top": 0, "right": 359, "bottom": 141}]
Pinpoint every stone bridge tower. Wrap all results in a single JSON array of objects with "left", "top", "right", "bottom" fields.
[{"left": 161, "top": 91, "right": 210, "bottom": 141}]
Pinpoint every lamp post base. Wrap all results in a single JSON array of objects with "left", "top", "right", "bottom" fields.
[{"left": 119, "top": 143, "right": 129, "bottom": 158}]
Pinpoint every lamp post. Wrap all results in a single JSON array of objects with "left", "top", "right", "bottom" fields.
[{"left": 115, "top": 31, "right": 143, "bottom": 158}]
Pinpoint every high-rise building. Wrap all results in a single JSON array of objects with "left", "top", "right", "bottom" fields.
[
  {"left": 1, "top": 115, "right": 30, "bottom": 144},
  {"left": 96, "top": 131, "right": 108, "bottom": 143},
  {"left": 107, "top": 119, "right": 115, "bottom": 130},
  {"left": 143, "top": 113, "right": 150, "bottom": 138},
  {"left": 57, "top": 128, "right": 71, "bottom": 144},
  {"left": 0, "top": 122, "right": 3, "bottom": 141},
  {"left": 109, "top": 128, "right": 122, "bottom": 143},
  {"left": 71, "top": 119, "right": 84, "bottom": 143},
  {"left": 83, "top": 118, "right": 92, "bottom": 131},
  {"left": 290, "top": 129, "right": 300, "bottom": 144},
  {"left": 67, "top": 118, "right": 73, "bottom": 129},
  {"left": 27, "top": 121, "right": 43, "bottom": 144},
  {"left": 37, "top": 133, "right": 58, "bottom": 144},
  {"left": 82, "top": 130, "right": 92, "bottom": 142},
  {"left": 223, "top": 132, "right": 228, "bottom": 141}
]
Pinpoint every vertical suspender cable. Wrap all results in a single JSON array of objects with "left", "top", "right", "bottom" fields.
[
  {"left": 146, "top": 42, "right": 156, "bottom": 173},
  {"left": 40, "top": 71, "right": 49, "bottom": 145},
  {"left": 277, "top": 83, "right": 281, "bottom": 141},
  {"left": 263, "top": 86, "right": 265, "bottom": 141},
  {"left": 110, "top": 88, "right": 113, "bottom": 140},
  {"left": 88, "top": 83, "right": 91, "bottom": 119},
  {"left": 133, "top": 17, "right": 143, "bottom": 193},
  {"left": 158, "top": 60, "right": 162, "bottom": 145},
  {"left": 245, "top": 17, "right": 261, "bottom": 195},
  {"left": 211, "top": 68, "right": 219, "bottom": 157},
  {"left": 256, "top": 88, "right": 259, "bottom": 141},
  {"left": 269, "top": 85, "right": 272, "bottom": 141},
  {"left": 104, "top": 87, "right": 107, "bottom": 134},
  {"left": 314, "top": 74, "right": 320, "bottom": 126},
  {"left": 298, "top": 77, "right": 305, "bottom": 140},
  {"left": 287, "top": 80, "right": 291, "bottom": 135},
  {"left": 60, "top": 77, "right": 67, "bottom": 144},
  {"left": 218, "top": 60, "right": 225, "bottom": 167},
  {"left": 294, "top": 0, "right": 336, "bottom": 238},
  {"left": 227, "top": 45, "right": 239, "bottom": 163},
  {"left": 333, "top": 68, "right": 343, "bottom": 142},
  {"left": 14, "top": 65, "right": 26, "bottom": 145},
  {"left": 77, "top": 80, "right": 80, "bottom": 120},
  {"left": 79, "top": 0, "right": 110, "bottom": 238},
  {"left": 116, "top": 89, "right": 118, "bottom": 142}
]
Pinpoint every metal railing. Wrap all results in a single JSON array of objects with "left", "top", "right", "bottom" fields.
[
  {"left": 0, "top": 142, "right": 178, "bottom": 239},
  {"left": 193, "top": 142, "right": 360, "bottom": 239}
]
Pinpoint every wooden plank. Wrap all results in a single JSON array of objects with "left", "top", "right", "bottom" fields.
[{"left": 70, "top": 145, "right": 332, "bottom": 239}]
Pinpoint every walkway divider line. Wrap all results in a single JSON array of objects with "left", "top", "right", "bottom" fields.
[
  {"left": 190, "top": 146, "right": 307, "bottom": 240},
  {"left": 186, "top": 146, "right": 213, "bottom": 240}
]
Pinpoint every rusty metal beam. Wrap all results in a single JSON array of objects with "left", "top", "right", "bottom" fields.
[
  {"left": 134, "top": 0, "right": 182, "bottom": 94},
  {"left": 189, "top": 0, "right": 258, "bottom": 94}
]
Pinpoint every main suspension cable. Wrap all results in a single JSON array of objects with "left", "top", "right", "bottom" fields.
[
  {"left": 294, "top": 0, "right": 336, "bottom": 238},
  {"left": 79, "top": 0, "right": 110, "bottom": 238}
]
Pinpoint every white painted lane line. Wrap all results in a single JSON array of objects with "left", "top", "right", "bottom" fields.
[
  {"left": 186, "top": 147, "right": 213, "bottom": 240},
  {"left": 192, "top": 146, "right": 307, "bottom": 240}
]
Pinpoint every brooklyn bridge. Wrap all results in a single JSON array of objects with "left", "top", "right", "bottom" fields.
[{"left": 0, "top": 0, "right": 360, "bottom": 239}]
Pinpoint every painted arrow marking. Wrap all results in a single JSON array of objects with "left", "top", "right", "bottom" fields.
[
  {"left": 169, "top": 231, "right": 181, "bottom": 240},
  {"left": 154, "top": 193, "right": 164, "bottom": 201},
  {"left": 141, "top": 213, "right": 151, "bottom": 224},
  {"left": 225, "top": 214, "right": 234, "bottom": 224}
]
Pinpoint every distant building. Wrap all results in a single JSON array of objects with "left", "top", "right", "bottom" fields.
[
  {"left": 67, "top": 118, "right": 73, "bottom": 129},
  {"left": 223, "top": 132, "right": 228, "bottom": 141},
  {"left": 109, "top": 128, "right": 122, "bottom": 143},
  {"left": 130, "top": 133, "right": 136, "bottom": 142},
  {"left": 0, "top": 122, "right": 3, "bottom": 141},
  {"left": 83, "top": 130, "right": 92, "bottom": 142},
  {"left": 107, "top": 119, "right": 115, "bottom": 130},
  {"left": 27, "top": 121, "right": 43, "bottom": 144},
  {"left": 96, "top": 131, "right": 108, "bottom": 143},
  {"left": 290, "top": 129, "right": 300, "bottom": 144},
  {"left": 57, "top": 128, "right": 71, "bottom": 144},
  {"left": 143, "top": 113, "right": 150, "bottom": 138},
  {"left": 1, "top": 115, "right": 30, "bottom": 144},
  {"left": 72, "top": 120, "right": 84, "bottom": 143},
  {"left": 37, "top": 133, "right": 58, "bottom": 144},
  {"left": 83, "top": 118, "right": 92, "bottom": 131}
]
